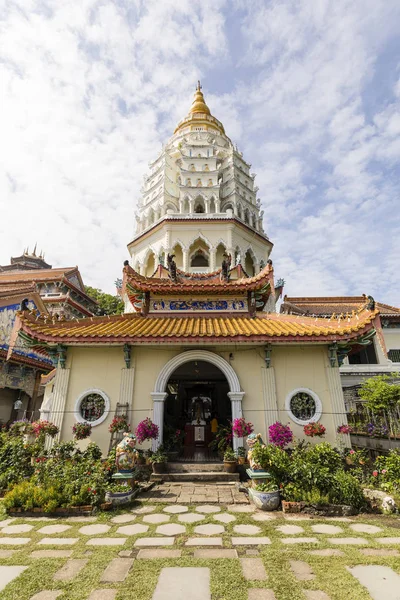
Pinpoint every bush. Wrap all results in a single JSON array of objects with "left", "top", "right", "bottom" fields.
[
  {"left": 373, "top": 449, "right": 400, "bottom": 494},
  {"left": 0, "top": 432, "right": 34, "bottom": 492},
  {"left": 3, "top": 481, "right": 62, "bottom": 513},
  {"left": 328, "top": 471, "right": 366, "bottom": 510}
]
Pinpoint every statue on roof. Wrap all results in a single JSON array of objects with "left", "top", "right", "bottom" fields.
[
  {"left": 221, "top": 253, "right": 232, "bottom": 282},
  {"left": 167, "top": 253, "right": 177, "bottom": 282}
]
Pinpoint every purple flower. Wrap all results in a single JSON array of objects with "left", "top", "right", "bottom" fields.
[{"left": 268, "top": 422, "right": 293, "bottom": 448}]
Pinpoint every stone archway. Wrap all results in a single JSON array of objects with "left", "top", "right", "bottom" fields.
[{"left": 151, "top": 350, "right": 245, "bottom": 451}]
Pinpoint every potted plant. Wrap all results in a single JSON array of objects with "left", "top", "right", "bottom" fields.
[
  {"left": 303, "top": 422, "right": 326, "bottom": 438},
  {"left": 108, "top": 415, "right": 130, "bottom": 434},
  {"left": 232, "top": 417, "right": 254, "bottom": 439},
  {"left": 248, "top": 480, "right": 280, "bottom": 511},
  {"left": 135, "top": 418, "right": 159, "bottom": 444},
  {"left": 237, "top": 446, "right": 247, "bottom": 465},
  {"left": 281, "top": 483, "right": 306, "bottom": 513},
  {"left": 105, "top": 480, "right": 138, "bottom": 506},
  {"left": 151, "top": 450, "right": 168, "bottom": 474},
  {"left": 72, "top": 422, "right": 92, "bottom": 441},
  {"left": 223, "top": 448, "right": 237, "bottom": 473}
]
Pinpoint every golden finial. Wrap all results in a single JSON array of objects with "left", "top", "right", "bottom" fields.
[{"left": 189, "top": 81, "right": 211, "bottom": 116}]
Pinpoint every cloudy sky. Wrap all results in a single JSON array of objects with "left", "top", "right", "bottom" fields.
[{"left": 1, "top": 0, "right": 399, "bottom": 304}]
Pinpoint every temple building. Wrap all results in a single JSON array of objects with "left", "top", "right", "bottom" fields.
[{"left": 13, "top": 85, "right": 384, "bottom": 456}]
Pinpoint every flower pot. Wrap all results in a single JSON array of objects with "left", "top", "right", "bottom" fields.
[
  {"left": 249, "top": 488, "right": 280, "bottom": 511},
  {"left": 152, "top": 462, "right": 166, "bottom": 474},
  {"left": 238, "top": 457, "right": 246, "bottom": 465},
  {"left": 282, "top": 500, "right": 305, "bottom": 514},
  {"left": 223, "top": 460, "right": 237, "bottom": 473},
  {"left": 105, "top": 489, "right": 137, "bottom": 506}
]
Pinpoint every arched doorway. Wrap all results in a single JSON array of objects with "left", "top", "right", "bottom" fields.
[{"left": 151, "top": 350, "right": 244, "bottom": 454}]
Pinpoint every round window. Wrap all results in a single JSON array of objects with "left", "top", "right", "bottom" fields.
[
  {"left": 74, "top": 389, "right": 110, "bottom": 427},
  {"left": 285, "top": 388, "right": 322, "bottom": 425}
]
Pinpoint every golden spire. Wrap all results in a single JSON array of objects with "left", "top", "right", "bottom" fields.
[{"left": 189, "top": 81, "right": 211, "bottom": 115}]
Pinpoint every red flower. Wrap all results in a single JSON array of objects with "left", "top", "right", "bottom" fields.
[{"left": 372, "top": 470, "right": 378, "bottom": 477}]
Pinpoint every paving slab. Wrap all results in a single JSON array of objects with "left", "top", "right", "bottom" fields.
[
  {"left": 361, "top": 548, "right": 399, "bottom": 556},
  {"left": 87, "top": 538, "right": 128, "bottom": 546},
  {"left": 163, "top": 505, "right": 189, "bottom": 514},
  {"left": 227, "top": 505, "right": 255, "bottom": 513},
  {"left": 1, "top": 524, "right": 34, "bottom": 534},
  {"left": 31, "top": 550, "right": 73, "bottom": 558},
  {"left": 0, "top": 537, "right": 31, "bottom": 545},
  {"left": 213, "top": 513, "right": 236, "bottom": 523},
  {"left": 281, "top": 537, "right": 319, "bottom": 545},
  {"left": 377, "top": 537, "right": 400, "bottom": 544},
  {"left": 283, "top": 515, "right": 311, "bottom": 520},
  {"left": 240, "top": 557, "right": 267, "bottom": 581},
  {"left": 231, "top": 537, "right": 271, "bottom": 545},
  {"left": 234, "top": 524, "right": 262, "bottom": 535},
  {"left": 152, "top": 567, "right": 210, "bottom": 600},
  {"left": 143, "top": 514, "right": 170, "bottom": 524},
  {"left": 137, "top": 549, "right": 182, "bottom": 559},
  {"left": 290, "top": 560, "right": 314, "bottom": 581},
  {"left": 195, "top": 505, "right": 221, "bottom": 514},
  {"left": 348, "top": 565, "right": 400, "bottom": 600},
  {"left": 87, "top": 590, "right": 117, "bottom": 600},
  {"left": 131, "top": 505, "right": 156, "bottom": 514},
  {"left": 194, "top": 524, "right": 225, "bottom": 535},
  {"left": 116, "top": 524, "right": 149, "bottom": 535},
  {"left": 100, "top": 557, "right": 134, "bottom": 582},
  {"left": 276, "top": 525, "right": 304, "bottom": 535},
  {"left": 0, "top": 566, "right": 28, "bottom": 591},
  {"left": 110, "top": 514, "right": 137, "bottom": 524},
  {"left": 311, "top": 524, "right": 343, "bottom": 535},
  {"left": 186, "top": 538, "right": 223, "bottom": 546},
  {"left": 37, "top": 525, "right": 72, "bottom": 535},
  {"left": 135, "top": 537, "right": 175, "bottom": 547},
  {"left": 38, "top": 538, "right": 79, "bottom": 546},
  {"left": 0, "top": 519, "right": 16, "bottom": 528},
  {"left": 252, "top": 513, "right": 276, "bottom": 522},
  {"left": 349, "top": 523, "right": 382, "bottom": 534},
  {"left": 178, "top": 513, "right": 205, "bottom": 524},
  {"left": 303, "top": 592, "right": 331, "bottom": 600},
  {"left": 194, "top": 549, "right": 238, "bottom": 558},
  {"left": 309, "top": 549, "right": 344, "bottom": 557},
  {"left": 66, "top": 516, "right": 97, "bottom": 522},
  {"left": 156, "top": 524, "right": 186, "bottom": 536},
  {"left": 79, "top": 524, "right": 111, "bottom": 535},
  {"left": 327, "top": 537, "right": 367, "bottom": 545},
  {"left": 29, "top": 592, "right": 63, "bottom": 600},
  {"left": 248, "top": 590, "right": 277, "bottom": 600},
  {"left": 0, "top": 550, "right": 15, "bottom": 558},
  {"left": 54, "top": 559, "right": 88, "bottom": 581}
]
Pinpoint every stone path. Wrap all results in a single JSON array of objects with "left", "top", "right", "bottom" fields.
[
  {"left": 0, "top": 500, "right": 399, "bottom": 599},
  {"left": 140, "top": 482, "right": 248, "bottom": 504}
]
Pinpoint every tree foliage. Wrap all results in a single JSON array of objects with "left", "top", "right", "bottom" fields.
[
  {"left": 85, "top": 286, "right": 124, "bottom": 316},
  {"left": 358, "top": 374, "right": 400, "bottom": 413}
]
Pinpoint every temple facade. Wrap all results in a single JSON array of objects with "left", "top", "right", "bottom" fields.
[{"left": 14, "top": 86, "right": 384, "bottom": 456}]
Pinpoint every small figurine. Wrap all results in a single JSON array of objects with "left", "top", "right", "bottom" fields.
[
  {"left": 115, "top": 432, "right": 137, "bottom": 473},
  {"left": 221, "top": 253, "right": 232, "bottom": 281},
  {"left": 167, "top": 253, "right": 177, "bottom": 282},
  {"left": 246, "top": 432, "right": 266, "bottom": 471}
]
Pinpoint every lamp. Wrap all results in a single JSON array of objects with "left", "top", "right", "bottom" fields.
[{"left": 14, "top": 396, "right": 23, "bottom": 410}]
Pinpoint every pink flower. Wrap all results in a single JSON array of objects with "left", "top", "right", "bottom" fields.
[
  {"left": 372, "top": 470, "right": 378, "bottom": 477},
  {"left": 381, "top": 469, "right": 387, "bottom": 474},
  {"left": 349, "top": 450, "right": 355, "bottom": 454}
]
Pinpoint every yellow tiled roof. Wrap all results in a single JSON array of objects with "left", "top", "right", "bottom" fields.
[{"left": 18, "top": 307, "right": 378, "bottom": 344}]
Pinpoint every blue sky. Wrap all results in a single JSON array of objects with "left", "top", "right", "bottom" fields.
[{"left": 1, "top": 0, "right": 399, "bottom": 304}]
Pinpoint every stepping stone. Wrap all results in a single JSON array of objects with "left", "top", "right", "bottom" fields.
[
  {"left": 37, "top": 525, "right": 72, "bottom": 535},
  {"left": 240, "top": 558, "right": 268, "bottom": 581},
  {"left": 196, "top": 505, "right": 221, "bottom": 514},
  {"left": 152, "top": 567, "right": 210, "bottom": 600},
  {"left": 31, "top": 550, "right": 73, "bottom": 558},
  {"left": 361, "top": 548, "right": 399, "bottom": 556},
  {"left": 284, "top": 515, "right": 310, "bottom": 521},
  {"left": 131, "top": 505, "right": 156, "bottom": 514},
  {"left": 178, "top": 513, "right": 205, "bottom": 524},
  {"left": 231, "top": 537, "right": 271, "bottom": 546},
  {"left": 309, "top": 549, "right": 344, "bottom": 557},
  {"left": 163, "top": 505, "right": 188, "bottom": 514},
  {"left": 349, "top": 523, "right": 382, "bottom": 534},
  {"left": 281, "top": 537, "right": 319, "bottom": 545},
  {"left": 377, "top": 537, "right": 400, "bottom": 544},
  {"left": 252, "top": 513, "right": 276, "bottom": 522},
  {"left": 290, "top": 560, "right": 314, "bottom": 581},
  {"left": 137, "top": 549, "right": 182, "bottom": 559},
  {"left": 0, "top": 550, "right": 15, "bottom": 558},
  {"left": 248, "top": 590, "right": 277, "bottom": 600},
  {"left": 54, "top": 559, "right": 88, "bottom": 581},
  {"left": 327, "top": 537, "right": 367, "bottom": 545},
  {"left": 116, "top": 524, "right": 148, "bottom": 535},
  {"left": 79, "top": 524, "right": 110, "bottom": 535},
  {"left": 0, "top": 519, "right": 15, "bottom": 528},
  {"left": 311, "top": 524, "right": 343, "bottom": 535},
  {"left": 194, "top": 549, "right": 238, "bottom": 558},
  {"left": 156, "top": 524, "right": 186, "bottom": 536},
  {"left": 110, "top": 514, "right": 136, "bottom": 524},
  {"left": 227, "top": 505, "right": 255, "bottom": 513},
  {"left": 0, "top": 538, "right": 31, "bottom": 545},
  {"left": 135, "top": 537, "right": 175, "bottom": 547},
  {"left": 213, "top": 513, "right": 236, "bottom": 524},
  {"left": 29, "top": 593, "right": 63, "bottom": 600},
  {"left": 66, "top": 516, "right": 97, "bottom": 522},
  {"left": 1, "top": 524, "right": 34, "bottom": 534},
  {"left": 0, "top": 566, "right": 28, "bottom": 591},
  {"left": 348, "top": 565, "right": 400, "bottom": 600},
  {"left": 143, "top": 514, "right": 170, "bottom": 524},
  {"left": 234, "top": 525, "right": 261, "bottom": 535},
  {"left": 194, "top": 524, "right": 225, "bottom": 535},
  {"left": 276, "top": 525, "right": 304, "bottom": 535},
  {"left": 186, "top": 538, "right": 223, "bottom": 547},
  {"left": 87, "top": 591, "right": 117, "bottom": 600},
  {"left": 38, "top": 538, "right": 79, "bottom": 546},
  {"left": 304, "top": 592, "right": 331, "bottom": 600},
  {"left": 100, "top": 557, "right": 134, "bottom": 582},
  {"left": 87, "top": 538, "right": 127, "bottom": 546}
]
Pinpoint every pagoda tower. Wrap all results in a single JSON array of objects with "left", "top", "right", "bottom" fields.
[{"left": 127, "top": 83, "right": 273, "bottom": 285}]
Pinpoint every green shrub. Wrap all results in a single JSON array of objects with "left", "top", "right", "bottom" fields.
[
  {"left": 0, "top": 432, "right": 34, "bottom": 492},
  {"left": 328, "top": 471, "right": 366, "bottom": 509},
  {"left": 373, "top": 449, "right": 400, "bottom": 494}
]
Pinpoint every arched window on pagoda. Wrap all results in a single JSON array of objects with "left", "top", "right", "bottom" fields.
[
  {"left": 189, "top": 238, "right": 210, "bottom": 269},
  {"left": 194, "top": 198, "right": 205, "bottom": 213},
  {"left": 244, "top": 250, "right": 256, "bottom": 277},
  {"left": 145, "top": 252, "right": 156, "bottom": 277},
  {"left": 191, "top": 249, "right": 209, "bottom": 267}
]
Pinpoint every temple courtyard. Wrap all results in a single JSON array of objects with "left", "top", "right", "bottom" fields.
[{"left": 0, "top": 488, "right": 399, "bottom": 600}]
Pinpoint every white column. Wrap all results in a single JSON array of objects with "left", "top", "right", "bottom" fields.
[
  {"left": 119, "top": 368, "right": 135, "bottom": 415},
  {"left": 49, "top": 368, "right": 71, "bottom": 447},
  {"left": 215, "top": 199, "right": 220, "bottom": 213},
  {"left": 210, "top": 248, "right": 216, "bottom": 271},
  {"left": 183, "top": 249, "right": 189, "bottom": 271},
  {"left": 326, "top": 364, "right": 351, "bottom": 448},
  {"left": 261, "top": 366, "right": 279, "bottom": 439},
  {"left": 228, "top": 391, "right": 245, "bottom": 452},
  {"left": 151, "top": 392, "right": 167, "bottom": 451}
]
